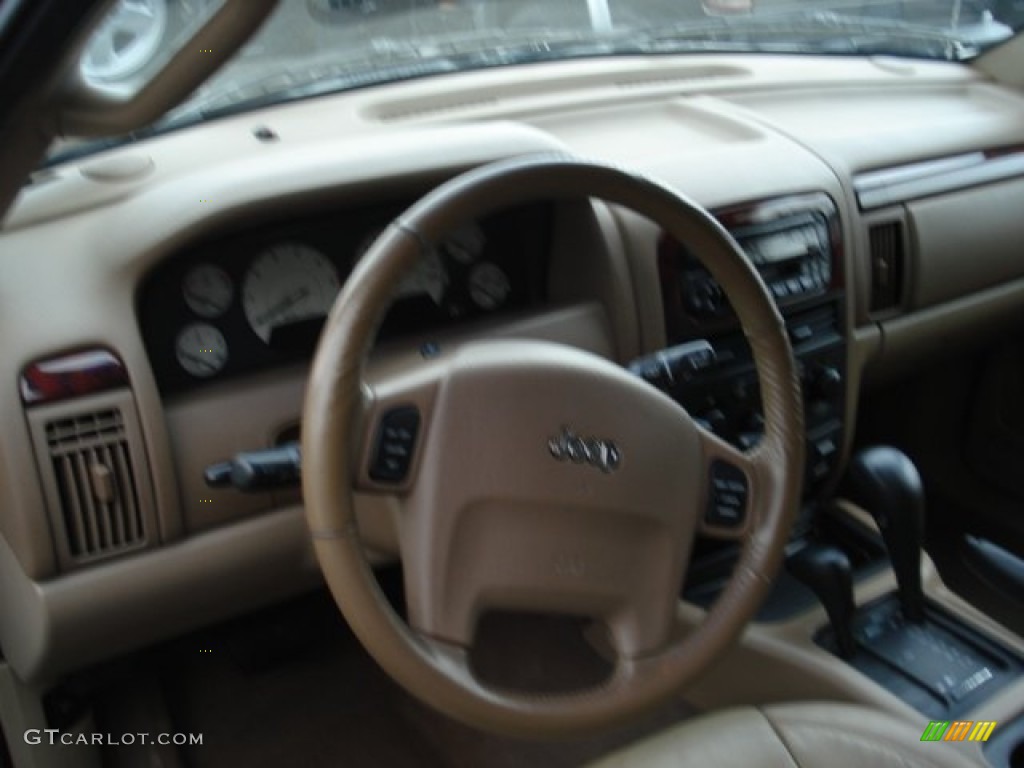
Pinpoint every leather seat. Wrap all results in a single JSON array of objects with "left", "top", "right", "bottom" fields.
[{"left": 588, "top": 702, "right": 987, "bottom": 768}]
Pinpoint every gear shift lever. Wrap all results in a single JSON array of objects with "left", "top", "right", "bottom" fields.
[
  {"left": 843, "top": 446, "right": 926, "bottom": 623},
  {"left": 787, "top": 543, "right": 857, "bottom": 657}
]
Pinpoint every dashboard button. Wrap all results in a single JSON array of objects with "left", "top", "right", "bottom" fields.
[{"left": 789, "top": 323, "right": 814, "bottom": 344}]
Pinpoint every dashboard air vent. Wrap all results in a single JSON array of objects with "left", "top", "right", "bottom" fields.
[
  {"left": 28, "top": 388, "right": 156, "bottom": 569},
  {"left": 45, "top": 408, "right": 145, "bottom": 559},
  {"left": 867, "top": 220, "right": 905, "bottom": 313}
]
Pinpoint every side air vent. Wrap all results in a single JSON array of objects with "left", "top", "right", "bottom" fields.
[
  {"left": 867, "top": 220, "right": 905, "bottom": 313},
  {"left": 45, "top": 409, "right": 144, "bottom": 559},
  {"left": 28, "top": 388, "right": 157, "bottom": 569}
]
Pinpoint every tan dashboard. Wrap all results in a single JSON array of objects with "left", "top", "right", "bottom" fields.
[{"left": 2, "top": 53, "right": 1024, "bottom": 688}]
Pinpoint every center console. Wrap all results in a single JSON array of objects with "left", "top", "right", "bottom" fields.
[
  {"left": 629, "top": 192, "right": 849, "bottom": 615},
  {"left": 636, "top": 196, "right": 1024, "bottom": 763},
  {"left": 637, "top": 192, "right": 846, "bottom": 506}
]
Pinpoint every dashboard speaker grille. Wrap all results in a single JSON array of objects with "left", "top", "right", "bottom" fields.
[
  {"left": 45, "top": 409, "right": 145, "bottom": 559},
  {"left": 867, "top": 220, "right": 905, "bottom": 313},
  {"left": 28, "top": 389, "right": 156, "bottom": 569}
]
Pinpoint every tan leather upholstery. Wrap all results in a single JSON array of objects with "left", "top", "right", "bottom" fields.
[{"left": 588, "top": 703, "right": 986, "bottom": 768}]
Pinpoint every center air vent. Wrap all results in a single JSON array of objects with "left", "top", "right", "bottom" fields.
[
  {"left": 867, "top": 219, "right": 906, "bottom": 313},
  {"left": 28, "top": 389, "right": 157, "bottom": 569}
]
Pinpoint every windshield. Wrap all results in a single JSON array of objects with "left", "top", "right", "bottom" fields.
[{"left": 51, "top": 0, "right": 1023, "bottom": 164}]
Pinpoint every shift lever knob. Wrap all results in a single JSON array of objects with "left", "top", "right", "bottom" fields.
[
  {"left": 788, "top": 543, "right": 857, "bottom": 657},
  {"left": 843, "top": 446, "right": 926, "bottom": 622}
]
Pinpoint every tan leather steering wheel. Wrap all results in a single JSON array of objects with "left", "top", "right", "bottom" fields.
[{"left": 301, "top": 154, "right": 805, "bottom": 738}]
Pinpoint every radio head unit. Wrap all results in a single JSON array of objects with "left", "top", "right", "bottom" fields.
[{"left": 659, "top": 192, "right": 841, "bottom": 333}]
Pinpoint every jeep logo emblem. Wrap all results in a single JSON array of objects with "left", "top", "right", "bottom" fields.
[{"left": 548, "top": 427, "right": 621, "bottom": 474}]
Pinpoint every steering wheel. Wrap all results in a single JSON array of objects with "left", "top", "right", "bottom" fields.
[{"left": 301, "top": 154, "right": 804, "bottom": 737}]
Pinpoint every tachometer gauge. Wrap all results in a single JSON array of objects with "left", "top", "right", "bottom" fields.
[
  {"left": 443, "top": 223, "right": 486, "bottom": 265},
  {"left": 356, "top": 229, "right": 448, "bottom": 305},
  {"left": 182, "top": 264, "right": 233, "bottom": 318},
  {"left": 176, "top": 323, "right": 228, "bottom": 378},
  {"left": 242, "top": 244, "right": 341, "bottom": 343},
  {"left": 468, "top": 262, "right": 511, "bottom": 310}
]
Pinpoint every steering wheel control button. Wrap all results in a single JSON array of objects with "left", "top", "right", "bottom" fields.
[
  {"left": 370, "top": 407, "right": 421, "bottom": 483},
  {"left": 706, "top": 460, "right": 749, "bottom": 528}
]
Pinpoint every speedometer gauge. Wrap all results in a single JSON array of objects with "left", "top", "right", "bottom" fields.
[{"left": 242, "top": 244, "right": 341, "bottom": 344}]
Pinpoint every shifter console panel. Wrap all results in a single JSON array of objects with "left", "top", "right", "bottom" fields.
[{"left": 814, "top": 595, "right": 1024, "bottom": 719}]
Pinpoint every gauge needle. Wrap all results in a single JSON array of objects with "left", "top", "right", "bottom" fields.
[
  {"left": 186, "top": 293, "right": 219, "bottom": 313},
  {"left": 181, "top": 352, "right": 217, "bottom": 373},
  {"left": 257, "top": 287, "right": 311, "bottom": 327}
]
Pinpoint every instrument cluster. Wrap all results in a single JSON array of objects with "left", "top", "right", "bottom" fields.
[{"left": 138, "top": 201, "right": 551, "bottom": 394}]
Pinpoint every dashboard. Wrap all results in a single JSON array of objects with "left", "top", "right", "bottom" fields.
[
  {"left": 138, "top": 202, "right": 552, "bottom": 394},
  {"left": 3, "top": 52, "right": 1024, "bottom": 693}
]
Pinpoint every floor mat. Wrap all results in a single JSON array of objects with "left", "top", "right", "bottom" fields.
[{"left": 150, "top": 589, "right": 699, "bottom": 768}]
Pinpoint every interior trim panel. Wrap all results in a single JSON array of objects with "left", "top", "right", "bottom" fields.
[{"left": 854, "top": 147, "right": 1024, "bottom": 210}]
